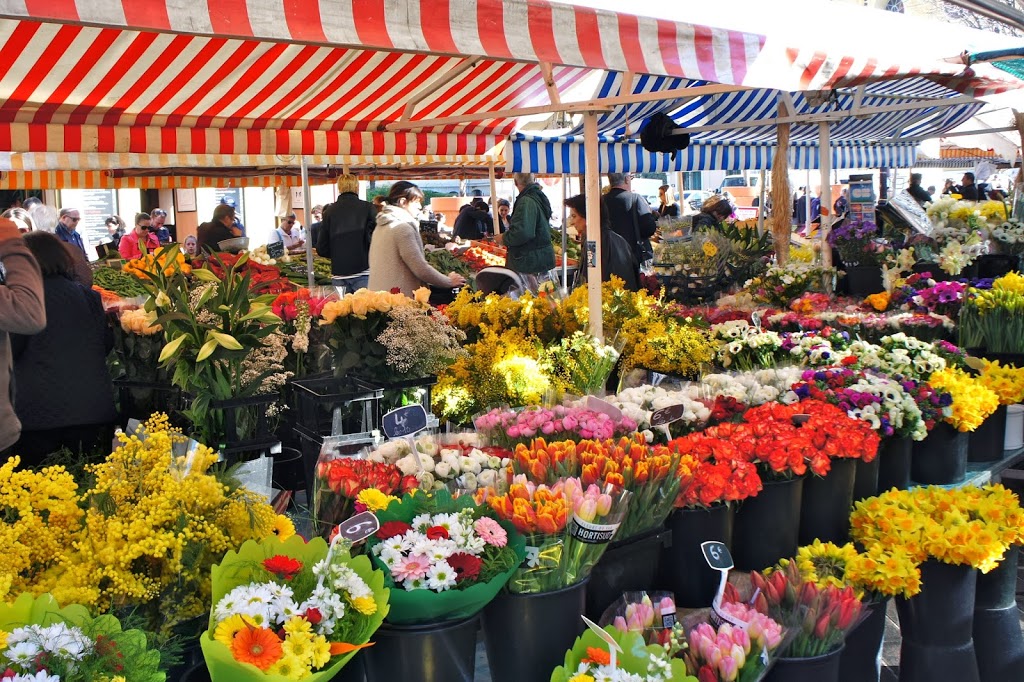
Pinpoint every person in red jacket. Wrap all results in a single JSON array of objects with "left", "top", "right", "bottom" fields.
[{"left": 118, "top": 212, "right": 161, "bottom": 260}]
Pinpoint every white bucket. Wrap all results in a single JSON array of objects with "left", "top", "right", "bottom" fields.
[{"left": 1005, "top": 405, "right": 1024, "bottom": 451}]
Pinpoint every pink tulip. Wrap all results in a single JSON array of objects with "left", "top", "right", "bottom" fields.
[
  {"left": 576, "top": 498, "right": 598, "bottom": 522},
  {"left": 718, "top": 655, "right": 739, "bottom": 682},
  {"left": 613, "top": 616, "right": 628, "bottom": 633},
  {"left": 730, "top": 643, "right": 746, "bottom": 670}
]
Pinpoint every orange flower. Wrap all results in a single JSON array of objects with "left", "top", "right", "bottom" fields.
[
  {"left": 584, "top": 646, "right": 611, "bottom": 665},
  {"left": 231, "top": 627, "right": 283, "bottom": 670}
]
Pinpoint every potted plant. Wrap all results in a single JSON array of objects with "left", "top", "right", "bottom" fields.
[{"left": 828, "top": 218, "right": 889, "bottom": 295}]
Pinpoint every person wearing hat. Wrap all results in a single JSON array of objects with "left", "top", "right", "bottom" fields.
[
  {"left": 692, "top": 195, "right": 733, "bottom": 232},
  {"left": 657, "top": 185, "right": 680, "bottom": 218},
  {"left": 907, "top": 174, "right": 932, "bottom": 206}
]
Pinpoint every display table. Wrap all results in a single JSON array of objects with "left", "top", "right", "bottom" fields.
[{"left": 911, "top": 447, "right": 1024, "bottom": 489}]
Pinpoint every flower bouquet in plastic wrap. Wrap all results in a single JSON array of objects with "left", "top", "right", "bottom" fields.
[
  {"left": 478, "top": 477, "right": 632, "bottom": 594},
  {"left": 362, "top": 434, "right": 511, "bottom": 494},
  {"left": 312, "top": 449, "right": 418, "bottom": 538},
  {"left": 474, "top": 404, "right": 639, "bottom": 449},
  {"left": 366, "top": 489, "right": 526, "bottom": 624},
  {"left": 600, "top": 591, "right": 678, "bottom": 647},
  {"left": 200, "top": 534, "right": 389, "bottom": 680},
  {"left": 549, "top": 625, "right": 694, "bottom": 682},
  {"left": 0, "top": 593, "right": 165, "bottom": 682},
  {"left": 508, "top": 436, "right": 680, "bottom": 540}
]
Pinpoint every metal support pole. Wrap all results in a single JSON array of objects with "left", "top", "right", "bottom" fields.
[
  {"left": 300, "top": 156, "right": 314, "bottom": 289},
  {"left": 561, "top": 173, "right": 569, "bottom": 290},
  {"left": 583, "top": 112, "right": 603, "bottom": 343},
  {"left": 818, "top": 122, "right": 833, "bottom": 270},
  {"left": 805, "top": 168, "right": 812, "bottom": 236},
  {"left": 488, "top": 160, "right": 499, "bottom": 237},
  {"left": 757, "top": 168, "right": 767, "bottom": 235}
]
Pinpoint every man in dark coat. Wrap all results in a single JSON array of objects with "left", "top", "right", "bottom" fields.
[
  {"left": 603, "top": 173, "right": 658, "bottom": 266},
  {"left": 317, "top": 174, "right": 377, "bottom": 291},
  {"left": 957, "top": 172, "right": 981, "bottom": 201},
  {"left": 504, "top": 173, "right": 556, "bottom": 282},
  {"left": 907, "top": 173, "right": 932, "bottom": 206}
]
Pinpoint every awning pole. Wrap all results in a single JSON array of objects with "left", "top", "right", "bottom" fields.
[
  {"left": 488, "top": 160, "right": 499, "bottom": 236},
  {"left": 561, "top": 173, "right": 569, "bottom": 290},
  {"left": 757, "top": 168, "right": 767, "bottom": 236},
  {"left": 805, "top": 168, "right": 812, "bottom": 236},
  {"left": 584, "top": 111, "right": 603, "bottom": 343},
  {"left": 818, "top": 121, "right": 833, "bottom": 271},
  {"left": 300, "top": 156, "right": 314, "bottom": 289}
]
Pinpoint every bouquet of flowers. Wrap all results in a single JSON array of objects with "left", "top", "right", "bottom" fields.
[
  {"left": 481, "top": 477, "right": 631, "bottom": 593},
  {"left": 749, "top": 559, "right": 864, "bottom": 658},
  {"left": 699, "top": 368, "right": 803, "bottom": 407},
  {"left": 201, "top": 535, "right": 389, "bottom": 680},
  {"left": 549, "top": 626, "right": 693, "bottom": 682},
  {"left": 667, "top": 435, "right": 762, "bottom": 508},
  {"left": 783, "top": 539, "right": 923, "bottom": 602},
  {"left": 270, "top": 288, "right": 332, "bottom": 377},
  {"left": 544, "top": 330, "right": 622, "bottom": 396},
  {"left": 828, "top": 218, "right": 888, "bottom": 266},
  {"left": 320, "top": 288, "right": 466, "bottom": 383},
  {"left": 977, "top": 359, "right": 1024, "bottom": 405},
  {"left": 601, "top": 592, "right": 677, "bottom": 647},
  {"left": 960, "top": 272, "right": 1024, "bottom": 353},
  {"left": 0, "top": 593, "right": 165, "bottom": 682},
  {"left": 681, "top": 617, "right": 782, "bottom": 682},
  {"left": 312, "top": 455, "right": 418, "bottom": 538},
  {"left": 711, "top": 321, "right": 787, "bottom": 371},
  {"left": 744, "top": 262, "right": 835, "bottom": 307},
  {"left": 908, "top": 280, "right": 967, "bottom": 319},
  {"left": 611, "top": 385, "right": 711, "bottom": 444},
  {"left": 474, "top": 405, "right": 638, "bottom": 450},
  {"left": 850, "top": 485, "right": 1024, "bottom": 590},
  {"left": 366, "top": 490, "right": 526, "bottom": 624},
  {"left": 927, "top": 367, "right": 999, "bottom": 432},
  {"left": 363, "top": 435, "right": 511, "bottom": 494},
  {"left": 990, "top": 219, "right": 1024, "bottom": 256},
  {"left": 508, "top": 437, "right": 681, "bottom": 539}
]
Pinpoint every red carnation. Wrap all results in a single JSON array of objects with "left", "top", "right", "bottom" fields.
[
  {"left": 447, "top": 553, "right": 482, "bottom": 582},
  {"left": 426, "top": 526, "right": 450, "bottom": 540},
  {"left": 376, "top": 521, "right": 413, "bottom": 540},
  {"left": 263, "top": 555, "right": 303, "bottom": 581}
]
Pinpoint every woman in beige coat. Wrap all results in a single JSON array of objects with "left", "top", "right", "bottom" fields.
[{"left": 368, "top": 182, "right": 466, "bottom": 296}]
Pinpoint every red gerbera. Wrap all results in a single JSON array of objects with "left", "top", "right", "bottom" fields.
[
  {"left": 376, "top": 521, "right": 413, "bottom": 540},
  {"left": 447, "top": 553, "right": 482, "bottom": 582},
  {"left": 262, "top": 555, "right": 303, "bottom": 581}
]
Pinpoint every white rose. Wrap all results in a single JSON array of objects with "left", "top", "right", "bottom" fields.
[
  {"left": 488, "top": 456, "right": 503, "bottom": 469},
  {"left": 418, "top": 472, "right": 435, "bottom": 490},
  {"left": 434, "top": 461, "right": 452, "bottom": 479},
  {"left": 478, "top": 469, "right": 498, "bottom": 490},
  {"left": 460, "top": 472, "right": 479, "bottom": 491},
  {"left": 395, "top": 454, "right": 420, "bottom": 476},
  {"left": 460, "top": 456, "right": 482, "bottom": 475}
]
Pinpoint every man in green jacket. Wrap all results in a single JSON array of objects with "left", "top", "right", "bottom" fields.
[{"left": 504, "top": 173, "right": 556, "bottom": 287}]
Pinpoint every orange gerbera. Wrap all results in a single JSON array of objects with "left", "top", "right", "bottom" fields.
[
  {"left": 231, "top": 626, "right": 283, "bottom": 670},
  {"left": 584, "top": 646, "right": 611, "bottom": 666}
]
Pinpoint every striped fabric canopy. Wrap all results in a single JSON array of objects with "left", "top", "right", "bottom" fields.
[{"left": 508, "top": 137, "right": 918, "bottom": 173}]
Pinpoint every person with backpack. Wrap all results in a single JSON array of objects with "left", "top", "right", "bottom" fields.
[{"left": 603, "top": 173, "right": 658, "bottom": 268}]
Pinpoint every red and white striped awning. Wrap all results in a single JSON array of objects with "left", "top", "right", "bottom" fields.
[{"left": 0, "top": 0, "right": 1017, "bottom": 162}]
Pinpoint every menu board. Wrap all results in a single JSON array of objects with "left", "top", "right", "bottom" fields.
[
  {"left": 847, "top": 175, "right": 875, "bottom": 225},
  {"left": 59, "top": 189, "right": 117, "bottom": 259}
]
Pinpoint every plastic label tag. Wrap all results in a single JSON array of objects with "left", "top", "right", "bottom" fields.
[
  {"left": 582, "top": 616, "right": 622, "bottom": 668},
  {"left": 650, "top": 404, "right": 686, "bottom": 427},
  {"left": 382, "top": 404, "right": 428, "bottom": 439},
  {"left": 585, "top": 395, "right": 624, "bottom": 421},
  {"left": 567, "top": 514, "right": 620, "bottom": 544}
]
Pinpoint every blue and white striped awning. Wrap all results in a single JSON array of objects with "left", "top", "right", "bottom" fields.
[
  {"left": 508, "top": 137, "right": 917, "bottom": 173},
  {"left": 509, "top": 71, "right": 976, "bottom": 173}
]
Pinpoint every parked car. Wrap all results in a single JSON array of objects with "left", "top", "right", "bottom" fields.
[{"left": 682, "top": 190, "right": 714, "bottom": 212}]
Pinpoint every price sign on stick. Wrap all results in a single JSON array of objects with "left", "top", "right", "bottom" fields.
[
  {"left": 650, "top": 404, "right": 686, "bottom": 427},
  {"left": 581, "top": 616, "right": 623, "bottom": 668},
  {"left": 702, "top": 540, "right": 747, "bottom": 629},
  {"left": 267, "top": 241, "right": 285, "bottom": 259},
  {"left": 382, "top": 405, "right": 428, "bottom": 440},
  {"left": 333, "top": 512, "right": 380, "bottom": 545}
]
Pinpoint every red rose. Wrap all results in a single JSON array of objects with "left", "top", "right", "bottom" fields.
[
  {"left": 263, "top": 555, "right": 303, "bottom": 581},
  {"left": 447, "top": 553, "right": 482, "bottom": 582},
  {"left": 426, "top": 526, "right": 450, "bottom": 540},
  {"left": 376, "top": 521, "right": 413, "bottom": 540},
  {"left": 304, "top": 607, "right": 322, "bottom": 625}
]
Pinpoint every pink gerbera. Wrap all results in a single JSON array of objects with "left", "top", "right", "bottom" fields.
[
  {"left": 393, "top": 554, "right": 432, "bottom": 582},
  {"left": 474, "top": 517, "right": 508, "bottom": 547}
]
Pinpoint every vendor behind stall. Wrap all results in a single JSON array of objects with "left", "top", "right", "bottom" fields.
[
  {"left": 565, "top": 193, "right": 639, "bottom": 291},
  {"left": 692, "top": 195, "right": 733, "bottom": 232},
  {"left": 197, "top": 204, "right": 242, "bottom": 252}
]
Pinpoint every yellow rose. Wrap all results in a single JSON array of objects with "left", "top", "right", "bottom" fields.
[
  {"left": 350, "top": 295, "right": 370, "bottom": 318},
  {"left": 371, "top": 292, "right": 392, "bottom": 313},
  {"left": 413, "top": 287, "right": 431, "bottom": 305}
]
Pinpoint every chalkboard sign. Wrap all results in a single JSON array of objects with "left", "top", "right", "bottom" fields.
[
  {"left": 382, "top": 404, "right": 429, "bottom": 439},
  {"left": 701, "top": 541, "right": 734, "bottom": 571},
  {"left": 267, "top": 241, "right": 285, "bottom": 259},
  {"left": 650, "top": 404, "right": 686, "bottom": 427},
  {"left": 334, "top": 511, "right": 380, "bottom": 544}
]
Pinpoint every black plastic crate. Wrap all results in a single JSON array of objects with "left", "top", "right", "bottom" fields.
[
  {"left": 113, "top": 379, "right": 183, "bottom": 422},
  {"left": 204, "top": 392, "right": 283, "bottom": 463},
  {"left": 362, "top": 375, "right": 437, "bottom": 417},
  {"left": 290, "top": 372, "right": 383, "bottom": 437}
]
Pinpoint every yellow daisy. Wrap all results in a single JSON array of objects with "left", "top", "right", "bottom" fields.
[
  {"left": 213, "top": 614, "right": 254, "bottom": 648},
  {"left": 272, "top": 515, "right": 296, "bottom": 540},
  {"left": 266, "top": 653, "right": 309, "bottom": 680}
]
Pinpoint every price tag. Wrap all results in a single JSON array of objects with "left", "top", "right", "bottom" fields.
[
  {"left": 581, "top": 616, "right": 622, "bottom": 668},
  {"left": 750, "top": 310, "right": 762, "bottom": 331},
  {"left": 649, "top": 404, "right": 686, "bottom": 427},
  {"left": 267, "top": 241, "right": 285, "bottom": 259},
  {"left": 585, "top": 396, "right": 624, "bottom": 421},
  {"left": 585, "top": 240, "right": 597, "bottom": 268},
  {"left": 702, "top": 541, "right": 734, "bottom": 571},
  {"left": 334, "top": 511, "right": 380, "bottom": 544},
  {"left": 382, "top": 404, "right": 428, "bottom": 439},
  {"left": 791, "top": 414, "right": 811, "bottom": 426}
]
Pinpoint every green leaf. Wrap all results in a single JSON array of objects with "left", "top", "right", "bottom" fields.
[
  {"left": 209, "top": 330, "right": 244, "bottom": 350},
  {"left": 190, "top": 265, "right": 219, "bottom": 283},
  {"left": 158, "top": 334, "right": 188, "bottom": 363},
  {"left": 196, "top": 338, "right": 219, "bottom": 362}
]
